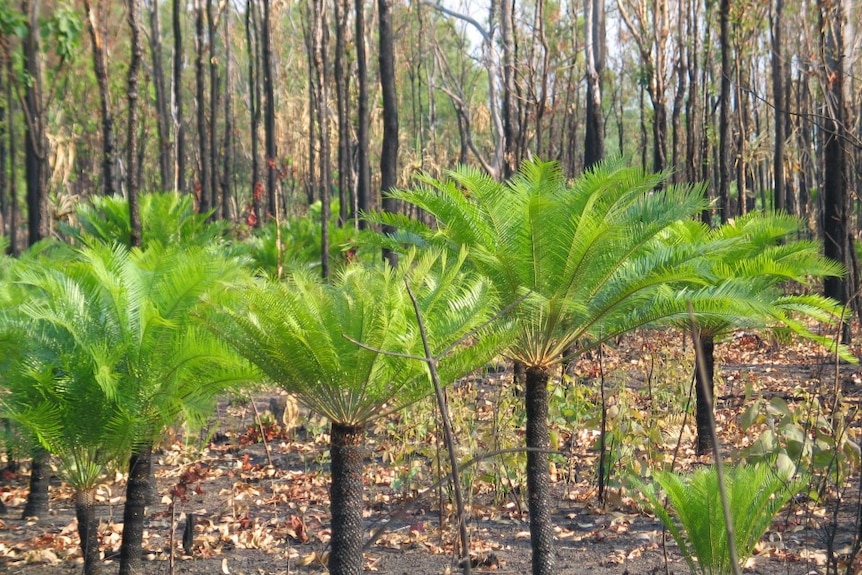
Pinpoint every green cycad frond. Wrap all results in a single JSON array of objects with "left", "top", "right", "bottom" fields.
[
  {"left": 60, "top": 192, "right": 225, "bottom": 249},
  {"left": 204, "top": 249, "right": 505, "bottom": 426},
  {"left": 631, "top": 464, "right": 804, "bottom": 575}
]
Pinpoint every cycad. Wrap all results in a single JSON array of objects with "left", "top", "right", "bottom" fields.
[
  {"left": 2, "top": 242, "right": 255, "bottom": 575},
  {"left": 631, "top": 464, "right": 803, "bottom": 575},
  {"left": 59, "top": 192, "right": 226, "bottom": 248},
  {"left": 378, "top": 158, "right": 714, "bottom": 574},
  {"left": 204, "top": 249, "right": 505, "bottom": 575},
  {"left": 665, "top": 214, "right": 847, "bottom": 454}
]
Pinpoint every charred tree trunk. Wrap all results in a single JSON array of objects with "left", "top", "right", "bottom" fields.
[
  {"left": 525, "top": 366, "right": 554, "bottom": 575},
  {"left": 173, "top": 0, "right": 186, "bottom": 193},
  {"left": 195, "top": 0, "right": 211, "bottom": 213},
  {"left": 149, "top": 0, "right": 171, "bottom": 192},
  {"left": 207, "top": 0, "right": 220, "bottom": 218},
  {"left": 246, "top": 0, "right": 263, "bottom": 227},
  {"left": 819, "top": 0, "right": 851, "bottom": 342},
  {"left": 23, "top": 0, "right": 48, "bottom": 246},
  {"left": 378, "top": 0, "right": 398, "bottom": 267},
  {"left": 311, "top": 0, "right": 332, "bottom": 277},
  {"left": 328, "top": 422, "right": 365, "bottom": 575},
  {"left": 695, "top": 333, "right": 716, "bottom": 455},
  {"left": 127, "top": 0, "right": 143, "bottom": 248},
  {"left": 501, "top": 0, "right": 518, "bottom": 178},
  {"left": 118, "top": 447, "right": 152, "bottom": 575},
  {"left": 83, "top": 0, "right": 118, "bottom": 197},
  {"left": 22, "top": 447, "right": 49, "bottom": 519},
  {"left": 6, "top": 57, "right": 17, "bottom": 255},
  {"left": 583, "top": 0, "right": 604, "bottom": 170},
  {"left": 0, "top": 58, "right": 6, "bottom": 240},
  {"left": 222, "top": 8, "right": 233, "bottom": 221},
  {"left": 262, "top": 0, "right": 277, "bottom": 219},
  {"left": 334, "top": 0, "right": 351, "bottom": 225},
  {"left": 718, "top": 0, "right": 732, "bottom": 222},
  {"left": 355, "top": 0, "right": 370, "bottom": 224},
  {"left": 771, "top": 0, "right": 786, "bottom": 212}
]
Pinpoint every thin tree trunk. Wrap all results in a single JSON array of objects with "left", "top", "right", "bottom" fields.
[
  {"left": 525, "top": 366, "right": 554, "bottom": 575},
  {"left": 76, "top": 488, "right": 102, "bottom": 575},
  {"left": 354, "top": 0, "right": 370, "bottom": 224},
  {"left": 583, "top": 0, "right": 604, "bottom": 170},
  {"left": 127, "top": 0, "right": 143, "bottom": 248},
  {"left": 149, "top": 0, "right": 171, "bottom": 192},
  {"left": 0, "top": 57, "right": 6, "bottom": 239},
  {"left": 22, "top": 447, "right": 49, "bottom": 519},
  {"left": 329, "top": 422, "right": 365, "bottom": 575},
  {"left": 246, "top": 0, "right": 262, "bottom": 227},
  {"left": 207, "top": 0, "right": 220, "bottom": 218},
  {"left": 501, "top": 0, "right": 518, "bottom": 178},
  {"left": 771, "top": 0, "right": 786, "bottom": 212},
  {"left": 695, "top": 333, "right": 715, "bottom": 455},
  {"left": 222, "top": 7, "right": 233, "bottom": 221},
  {"left": 195, "top": 0, "right": 210, "bottom": 213},
  {"left": 378, "top": 0, "right": 398, "bottom": 267},
  {"left": 83, "top": 0, "right": 118, "bottom": 197},
  {"left": 118, "top": 447, "right": 152, "bottom": 575},
  {"left": 718, "top": 0, "right": 732, "bottom": 222},
  {"left": 7, "top": 56, "right": 17, "bottom": 255},
  {"left": 262, "top": 0, "right": 277, "bottom": 219},
  {"left": 334, "top": 0, "right": 351, "bottom": 225},
  {"left": 23, "top": 0, "right": 48, "bottom": 246},
  {"left": 311, "top": 0, "right": 332, "bottom": 277},
  {"left": 173, "top": 0, "right": 185, "bottom": 193}
]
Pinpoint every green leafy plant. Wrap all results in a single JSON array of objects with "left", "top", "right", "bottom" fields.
[{"left": 630, "top": 464, "right": 803, "bottom": 575}]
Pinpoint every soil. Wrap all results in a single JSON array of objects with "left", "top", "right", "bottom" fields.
[{"left": 0, "top": 329, "right": 858, "bottom": 575}]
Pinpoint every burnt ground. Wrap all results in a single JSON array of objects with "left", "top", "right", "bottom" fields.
[{"left": 1, "top": 329, "right": 861, "bottom": 575}]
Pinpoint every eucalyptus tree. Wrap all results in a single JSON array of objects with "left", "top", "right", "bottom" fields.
[
  {"left": 377, "top": 158, "right": 717, "bottom": 575},
  {"left": 204, "top": 250, "right": 507, "bottom": 575},
  {"left": 3, "top": 242, "right": 254, "bottom": 575}
]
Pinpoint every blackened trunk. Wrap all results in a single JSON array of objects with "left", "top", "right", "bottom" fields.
[
  {"left": 195, "top": 1, "right": 211, "bottom": 213},
  {"left": 820, "top": 0, "right": 850, "bottom": 342},
  {"left": 378, "top": 0, "right": 398, "bottom": 268},
  {"left": 149, "top": 0, "right": 171, "bottom": 192},
  {"left": 22, "top": 447, "right": 49, "bottom": 519},
  {"left": 695, "top": 333, "right": 716, "bottom": 455},
  {"left": 76, "top": 488, "right": 102, "bottom": 575},
  {"left": 334, "top": 0, "right": 351, "bottom": 225},
  {"left": 582, "top": 0, "right": 604, "bottom": 171},
  {"left": 718, "top": 0, "right": 732, "bottom": 222},
  {"left": 222, "top": 9, "right": 233, "bottom": 221},
  {"left": 207, "top": 0, "right": 220, "bottom": 218},
  {"left": 262, "top": 0, "right": 277, "bottom": 218},
  {"left": 84, "top": 0, "right": 118, "bottom": 197},
  {"left": 311, "top": 0, "right": 332, "bottom": 278},
  {"left": 354, "top": 0, "right": 370, "bottom": 225},
  {"left": 119, "top": 447, "right": 152, "bottom": 575},
  {"left": 173, "top": 0, "right": 185, "bottom": 193},
  {"left": 771, "top": 0, "right": 786, "bottom": 212},
  {"left": 525, "top": 366, "right": 554, "bottom": 575},
  {"left": 501, "top": 0, "right": 518, "bottom": 178},
  {"left": 23, "top": 0, "right": 48, "bottom": 246},
  {"left": 329, "top": 422, "right": 365, "bottom": 575},
  {"left": 246, "top": 0, "right": 262, "bottom": 227},
  {"left": 7, "top": 57, "right": 17, "bottom": 255},
  {"left": 127, "top": 0, "right": 143, "bottom": 248}
]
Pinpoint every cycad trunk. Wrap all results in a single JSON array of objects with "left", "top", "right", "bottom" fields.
[
  {"left": 119, "top": 447, "right": 152, "bottom": 575},
  {"left": 22, "top": 447, "right": 49, "bottom": 519},
  {"left": 695, "top": 334, "right": 716, "bottom": 455},
  {"left": 329, "top": 422, "right": 365, "bottom": 575},
  {"left": 76, "top": 487, "right": 102, "bottom": 575},
  {"left": 525, "top": 366, "right": 554, "bottom": 575}
]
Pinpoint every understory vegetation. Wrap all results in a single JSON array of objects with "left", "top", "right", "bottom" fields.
[{"left": 1, "top": 161, "right": 861, "bottom": 575}]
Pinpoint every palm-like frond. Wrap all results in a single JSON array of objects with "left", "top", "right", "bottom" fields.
[
  {"left": 631, "top": 464, "right": 804, "bottom": 575},
  {"left": 204, "top": 249, "right": 507, "bottom": 426},
  {"left": 0, "top": 242, "right": 255, "bottom": 490}
]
